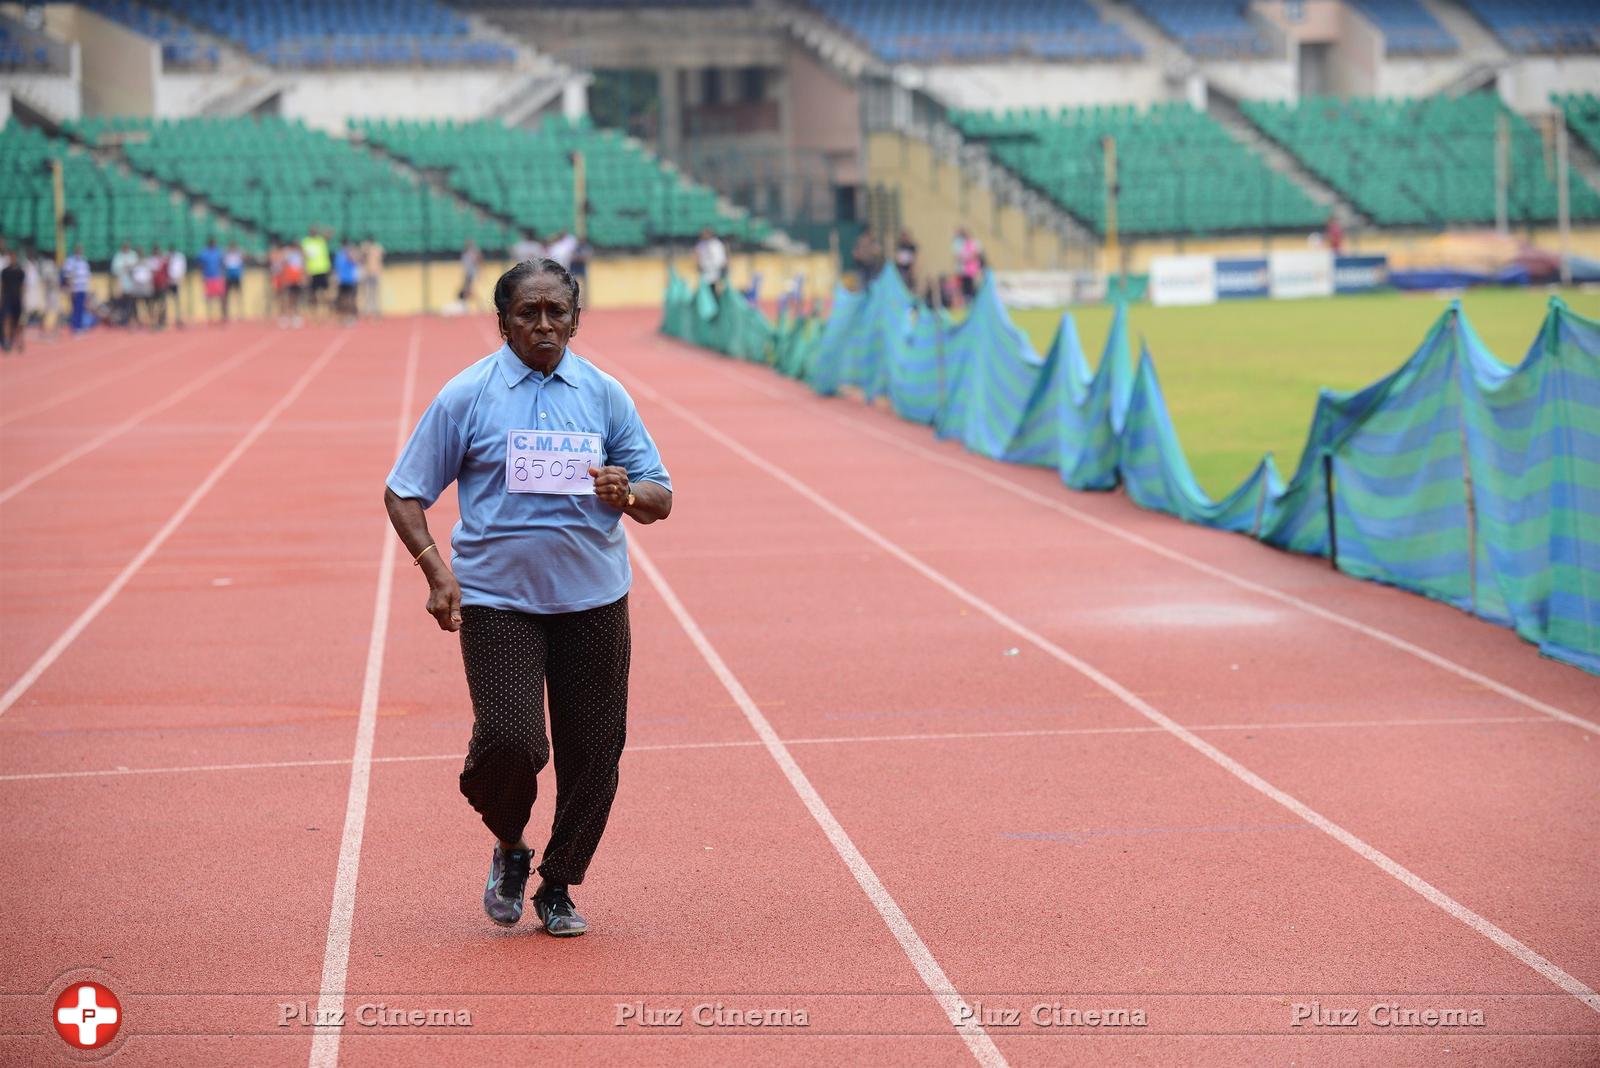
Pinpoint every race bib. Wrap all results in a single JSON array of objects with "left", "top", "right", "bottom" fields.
[{"left": 505, "top": 430, "right": 602, "bottom": 494}]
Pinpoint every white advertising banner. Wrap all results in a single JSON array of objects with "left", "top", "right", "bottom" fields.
[
  {"left": 1149, "top": 255, "right": 1218, "bottom": 306},
  {"left": 1268, "top": 249, "right": 1336, "bottom": 299},
  {"left": 994, "top": 271, "right": 1081, "bottom": 309}
]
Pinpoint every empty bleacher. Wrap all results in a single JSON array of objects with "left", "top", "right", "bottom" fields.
[
  {"left": 139, "top": 0, "right": 516, "bottom": 67},
  {"left": 1556, "top": 92, "right": 1600, "bottom": 157},
  {"left": 66, "top": 115, "right": 509, "bottom": 256},
  {"left": 1458, "top": 0, "right": 1599, "bottom": 53},
  {"left": 1241, "top": 93, "right": 1600, "bottom": 225},
  {"left": 352, "top": 114, "right": 771, "bottom": 248},
  {"left": 1349, "top": 0, "right": 1459, "bottom": 54},
  {"left": 948, "top": 102, "right": 1324, "bottom": 236},
  {"left": 1126, "top": 0, "right": 1271, "bottom": 59},
  {"left": 0, "top": 120, "right": 256, "bottom": 261},
  {"left": 804, "top": 0, "right": 1143, "bottom": 63}
]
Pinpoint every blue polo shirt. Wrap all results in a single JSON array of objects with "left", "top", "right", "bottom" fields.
[{"left": 387, "top": 344, "right": 671, "bottom": 615}]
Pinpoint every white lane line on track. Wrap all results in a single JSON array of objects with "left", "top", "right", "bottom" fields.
[
  {"left": 0, "top": 334, "right": 348, "bottom": 718},
  {"left": 630, "top": 539, "right": 1008, "bottom": 1068},
  {"left": 0, "top": 333, "right": 210, "bottom": 429},
  {"left": 0, "top": 716, "right": 1552, "bottom": 783},
  {"left": 698, "top": 355, "right": 1600, "bottom": 737},
  {"left": 0, "top": 333, "right": 279, "bottom": 505},
  {"left": 0, "top": 334, "right": 141, "bottom": 390},
  {"left": 308, "top": 325, "right": 419, "bottom": 1068},
  {"left": 619, "top": 367, "right": 1600, "bottom": 1018}
]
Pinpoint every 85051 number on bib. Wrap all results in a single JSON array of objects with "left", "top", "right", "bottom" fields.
[{"left": 506, "top": 430, "right": 602, "bottom": 495}]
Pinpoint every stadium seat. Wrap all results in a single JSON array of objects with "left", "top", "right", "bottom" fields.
[
  {"left": 60, "top": 115, "right": 509, "bottom": 257},
  {"left": 804, "top": 0, "right": 1143, "bottom": 64},
  {"left": 1348, "top": 0, "right": 1459, "bottom": 55},
  {"left": 1555, "top": 92, "right": 1600, "bottom": 159},
  {"left": 1241, "top": 93, "right": 1600, "bottom": 226},
  {"left": 1458, "top": 1, "right": 1599, "bottom": 54},
  {"left": 1126, "top": 0, "right": 1269, "bottom": 60},
  {"left": 947, "top": 101, "right": 1324, "bottom": 236},
  {"left": 0, "top": 120, "right": 259, "bottom": 262},
  {"left": 351, "top": 115, "right": 769, "bottom": 250},
  {"left": 86, "top": 0, "right": 517, "bottom": 69}
]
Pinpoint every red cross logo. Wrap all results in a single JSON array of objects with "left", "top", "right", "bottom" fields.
[{"left": 53, "top": 981, "right": 122, "bottom": 1049}]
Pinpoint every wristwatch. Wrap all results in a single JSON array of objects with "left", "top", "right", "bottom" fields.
[{"left": 626, "top": 491, "right": 636, "bottom": 507}]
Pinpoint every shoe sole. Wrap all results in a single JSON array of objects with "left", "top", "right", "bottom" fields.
[
  {"left": 534, "top": 914, "right": 587, "bottom": 937},
  {"left": 542, "top": 925, "right": 586, "bottom": 937}
]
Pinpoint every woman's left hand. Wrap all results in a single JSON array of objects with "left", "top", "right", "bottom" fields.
[{"left": 589, "top": 465, "right": 632, "bottom": 509}]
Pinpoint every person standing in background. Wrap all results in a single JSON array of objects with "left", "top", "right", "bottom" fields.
[
  {"left": 694, "top": 227, "right": 728, "bottom": 293},
  {"left": 894, "top": 229, "right": 918, "bottom": 292},
  {"left": 37, "top": 247, "right": 61, "bottom": 338},
  {"left": 281, "top": 240, "right": 306, "bottom": 328},
  {"left": 148, "top": 246, "right": 171, "bottom": 328},
  {"left": 63, "top": 245, "right": 91, "bottom": 333},
  {"left": 546, "top": 229, "right": 578, "bottom": 270},
  {"left": 1, "top": 250, "right": 25, "bottom": 353},
  {"left": 360, "top": 237, "right": 384, "bottom": 318},
  {"left": 1325, "top": 214, "right": 1345, "bottom": 256},
  {"left": 459, "top": 238, "right": 481, "bottom": 304},
  {"left": 512, "top": 232, "right": 544, "bottom": 264},
  {"left": 129, "top": 248, "right": 154, "bottom": 329},
  {"left": 197, "top": 237, "right": 225, "bottom": 324},
  {"left": 222, "top": 240, "right": 245, "bottom": 322},
  {"left": 21, "top": 250, "right": 43, "bottom": 336},
  {"left": 302, "top": 225, "right": 332, "bottom": 318},
  {"left": 851, "top": 229, "right": 883, "bottom": 286},
  {"left": 111, "top": 240, "right": 139, "bottom": 324},
  {"left": 334, "top": 238, "right": 361, "bottom": 325},
  {"left": 167, "top": 244, "right": 187, "bottom": 327},
  {"left": 952, "top": 227, "right": 983, "bottom": 305}
]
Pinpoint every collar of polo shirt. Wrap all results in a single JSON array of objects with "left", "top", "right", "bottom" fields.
[{"left": 495, "top": 343, "right": 577, "bottom": 390}]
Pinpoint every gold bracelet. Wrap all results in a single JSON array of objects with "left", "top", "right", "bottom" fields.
[
  {"left": 626, "top": 491, "right": 636, "bottom": 507},
  {"left": 412, "top": 542, "right": 437, "bottom": 566}
]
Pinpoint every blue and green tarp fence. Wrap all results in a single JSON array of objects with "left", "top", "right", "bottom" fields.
[{"left": 660, "top": 267, "right": 1600, "bottom": 675}]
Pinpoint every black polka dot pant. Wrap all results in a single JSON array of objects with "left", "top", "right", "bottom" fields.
[{"left": 457, "top": 596, "right": 630, "bottom": 886}]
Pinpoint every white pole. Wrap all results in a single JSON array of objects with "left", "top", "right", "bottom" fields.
[
  {"left": 1556, "top": 117, "right": 1571, "bottom": 286},
  {"left": 1494, "top": 112, "right": 1508, "bottom": 236}
]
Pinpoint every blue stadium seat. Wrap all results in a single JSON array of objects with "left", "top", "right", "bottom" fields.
[
  {"left": 95, "top": 0, "right": 517, "bottom": 68},
  {"left": 1459, "top": 0, "right": 1599, "bottom": 54},
  {"left": 805, "top": 0, "right": 1143, "bottom": 63}
]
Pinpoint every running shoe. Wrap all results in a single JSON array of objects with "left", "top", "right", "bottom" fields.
[
  {"left": 532, "top": 880, "right": 588, "bottom": 937},
  {"left": 483, "top": 846, "right": 533, "bottom": 927}
]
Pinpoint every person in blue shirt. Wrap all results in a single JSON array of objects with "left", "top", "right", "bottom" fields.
[
  {"left": 384, "top": 259, "right": 672, "bottom": 937},
  {"left": 196, "top": 238, "right": 225, "bottom": 324},
  {"left": 333, "top": 240, "right": 360, "bottom": 324}
]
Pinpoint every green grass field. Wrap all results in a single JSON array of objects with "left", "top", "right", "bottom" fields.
[{"left": 1007, "top": 287, "right": 1600, "bottom": 499}]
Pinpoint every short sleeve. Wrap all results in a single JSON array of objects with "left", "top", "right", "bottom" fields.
[
  {"left": 606, "top": 381, "right": 672, "bottom": 493},
  {"left": 386, "top": 397, "right": 467, "bottom": 508}
]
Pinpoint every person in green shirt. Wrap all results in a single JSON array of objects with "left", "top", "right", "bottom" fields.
[{"left": 302, "top": 225, "right": 333, "bottom": 318}]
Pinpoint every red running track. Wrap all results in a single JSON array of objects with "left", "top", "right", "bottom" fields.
[{"left": 1, "top": 312, "right": 1597, "bottom": 1066}]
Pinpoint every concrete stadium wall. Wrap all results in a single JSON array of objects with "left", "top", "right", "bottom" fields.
[
  {"left": 276, "top": 70, "right": 534, "bottom": 135},
  {"left": 867, "top": 130, "right": 1080, "bottom": 274},
  {"left": 786, "top": 41, "right": 862, "bottom": 187},
  {"left": 0, "top": 70, "right": 80, "bottom": 119},
  {"left": 153, "top": 69, "right": 247, "bottom": 118},
  {"left": 41, "top": 4, "right": 154, "bottom": 117},
  {"left": 919, "top": 61, "right": 1174, "bottom": 112},
  {"left": 1500, "top": 56, "right": 1600, "bottom": 114},
  {"left": 1201, "top": 59, "right": 1297, "bottom": 102}
]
